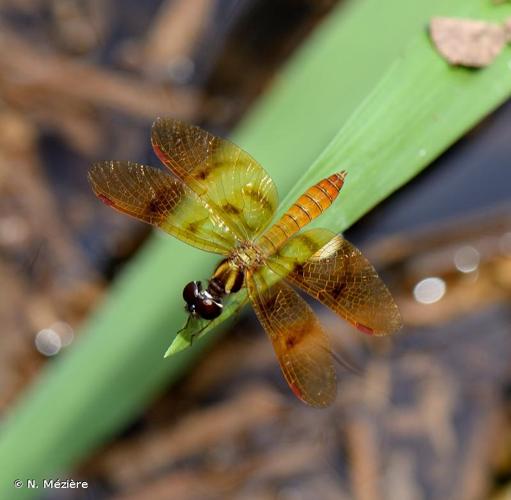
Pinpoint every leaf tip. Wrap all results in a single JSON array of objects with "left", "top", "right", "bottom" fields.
[{"left": 163, "top": 335, "right": 191, "bottom": 358}]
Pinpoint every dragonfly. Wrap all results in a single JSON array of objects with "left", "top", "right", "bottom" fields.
[{"left": 89, "top": 118, "right": 401, "bottom": 407}]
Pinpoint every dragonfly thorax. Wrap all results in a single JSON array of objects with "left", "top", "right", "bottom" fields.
[{"left": 228, "top": 241, "right": 264, "bottom": 270}]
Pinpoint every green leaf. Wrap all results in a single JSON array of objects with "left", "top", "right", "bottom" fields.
[
  {"left": 163, "top": 324, "right": 194, "bottom": 356},
  {"left": 1, "top": 0, "right": 511, "bottom": 497}
]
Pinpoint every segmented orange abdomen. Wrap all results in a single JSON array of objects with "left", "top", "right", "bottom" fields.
[{"left": 258, "top": 171, "right": 346, "bottom": 255}]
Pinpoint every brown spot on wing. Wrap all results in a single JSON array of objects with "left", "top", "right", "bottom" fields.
[
  {"left": 222, "top": 202, "right": 241, "bottom": 215},
  {"left": 299, "top": 235, "right": 320, "bottom": 253},
  {"left": 286, "top": 336, "right": 297, "bottom": 348},
  {"left": 186, "top": 217, "right": 209, "bottom": 235},
  {"left": 268, "top": 229, "right": 334, "bottom": 275},
  {"left": 262, "top": 292, "right": 278, "bottom": 312},
  {"left": 293, "top": 263, "right": 304, "bottom": 276},
  {"left": 284, "top": 322, "right": 308, "bottom": 349},
  {"left": 244, "top": 186, "right": 275, "bottom": 214},
  {"left": 146, "top": 186, "right": 180, "bottom": 218},
  {"left": 194, "top": 168, "right": 209, "bottom": 181},
  {"left": 330, "top": 282, "right": 346, "bottom": 299}
]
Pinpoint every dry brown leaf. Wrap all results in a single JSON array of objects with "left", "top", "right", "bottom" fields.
[{"left": 430, "top": 17, "right": 508, "bottom": 68}]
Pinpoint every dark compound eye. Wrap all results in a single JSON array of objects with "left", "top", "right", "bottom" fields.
[
  {"left": 196, "top": 296, "right": 223, "bottom": 320},
  {"left": 182, "top": 281, "right": 201, "bottom": 304}
]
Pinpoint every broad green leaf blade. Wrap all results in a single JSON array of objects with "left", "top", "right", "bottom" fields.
[
  {"left": 1, "top": 0, "right": 511, "bottom": 498},
  {"left": 279, "top": 28, "right": 511, "bottom": 229}
]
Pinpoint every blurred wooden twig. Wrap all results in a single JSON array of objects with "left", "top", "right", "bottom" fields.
[
  {"left": 0, "top": 25, "right": 199, "bottom": 121},
  {"left": 94, "top": 386, "right": 284, "bottom": 488},
  {"left": 141, "top": 0, "right": 215, "bottom": 80}
]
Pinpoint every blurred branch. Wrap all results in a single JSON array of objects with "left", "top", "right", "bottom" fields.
[
  {"left": 346, "top": 417, "right": 383, "bottom": 500},
  {"left": 94, "top": 386, "right": 284, "bottom": 488},
  {"left": 141, "top": 0, "right": 215, "bottom": 80},
  {"left": 0, "top": 25, "right": 199, "bottom": 120}
]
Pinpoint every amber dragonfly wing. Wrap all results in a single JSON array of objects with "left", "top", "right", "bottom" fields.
[
  {"left": 247, "top": 266, "right": 336, "bottom": 408},
  {"left": 88, "top": 161, "right": 236, "bottom": 254},
  {"left": 151, "top": 118, "right": 278, "bottom": 240},
  {"left": 281, "top": 230, "right": 402, "bottom": 336}
]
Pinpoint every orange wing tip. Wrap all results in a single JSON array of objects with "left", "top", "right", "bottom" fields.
[
  {"left": 289, "top": 381, "right": 304, "bottom": 401},
  {"left": 151, "top": 139, "right": 167, "bottom": 166},
  {"left": 355, "top": 322, "right": 375, "bottom": 335},
  {"left": 288, "top": 381, "right": 334, "bottom": 408},
  {"left": 150, "top": 118, "right": 167, "bottom": 161},
  {"left": 354, "top": 319, "right": 403, "bottom": 336},
  {"left": 96, "top": 193, "right": 115, "bottom": 207}
]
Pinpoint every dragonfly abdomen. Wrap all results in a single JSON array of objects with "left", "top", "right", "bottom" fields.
[{"left": 258, "top": 171, "right": 346, "bottom": 255}]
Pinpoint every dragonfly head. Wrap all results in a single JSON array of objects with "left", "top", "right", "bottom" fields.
[{"left": 182, "top": 281, "right": 223, "bottom": 320}]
